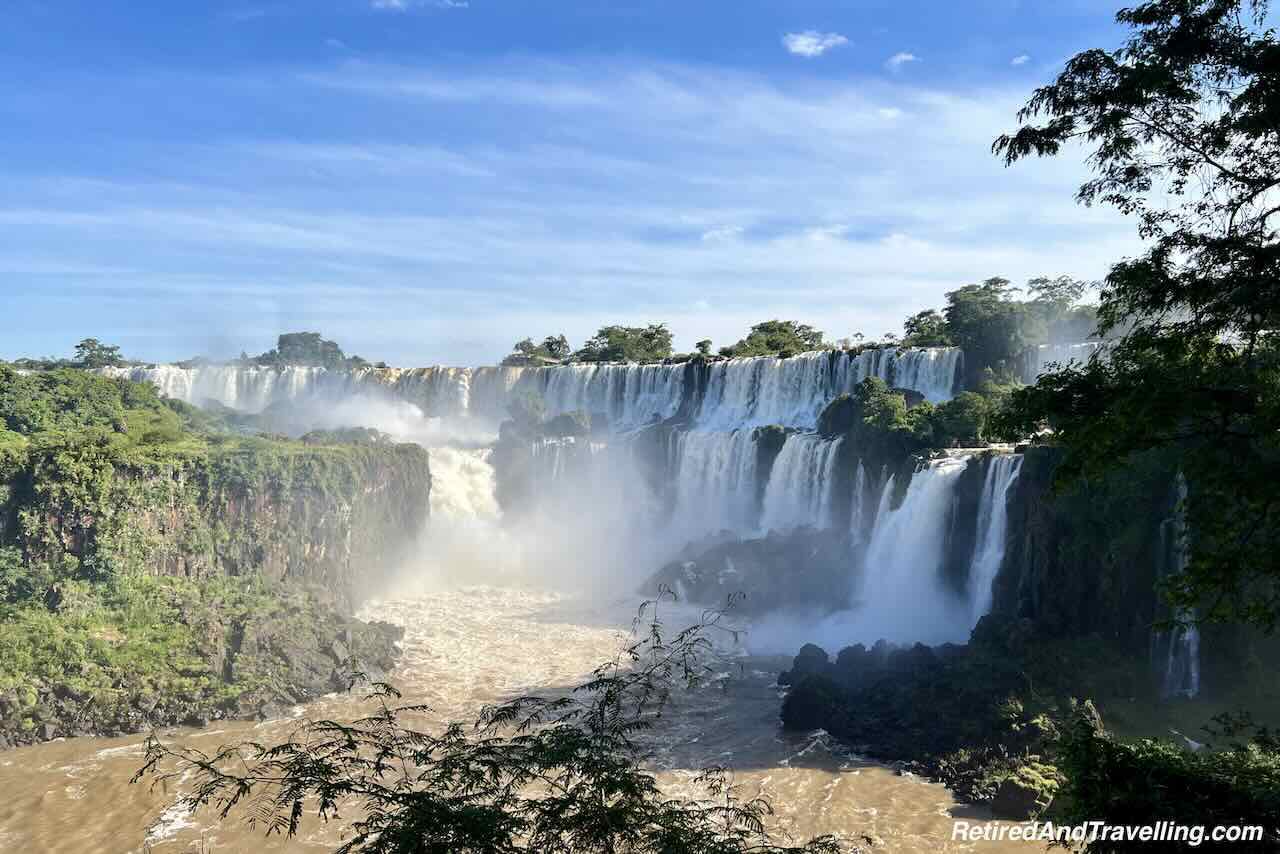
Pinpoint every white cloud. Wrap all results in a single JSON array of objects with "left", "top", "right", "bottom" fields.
[
  {"left": 1011, "top": 54, "right": 1031, "bottom": 66},
  {"left": 2, "top": 59, "right": 1138, "bottom": 364},
  {"left": 782, "top": 31, "right": 849, "bottom": 58},
  {"left": 885, "top": 52, "right": 919, "bottom": 70},
  {"left": 325, "top": 38, "right": 348, "bottom": 49}
]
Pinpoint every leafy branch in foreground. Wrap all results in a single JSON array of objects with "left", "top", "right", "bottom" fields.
[{"left": 134, "top": 592, "right": 851, "bottom": 854}]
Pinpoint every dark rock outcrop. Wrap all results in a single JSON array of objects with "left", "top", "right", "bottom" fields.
[{"left": 646, "top": 529, "right": 852, "bottom": 615}]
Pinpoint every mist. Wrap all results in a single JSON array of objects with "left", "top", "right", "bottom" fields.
[{"left": 105, "top": 353, "right": 1030, "bottom": 662}]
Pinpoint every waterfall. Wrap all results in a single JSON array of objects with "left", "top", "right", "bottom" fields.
[
  {"left": 667, "top": 429, "right": 761, "bottom": 539},
  {"left": 1021, "top": 342, "right": 1103, "bottom": 383},
  {"left": 694, "top": 348, "right": 960, "bottom": 429},
  {"left": 1157, "top": 475, "right": 1201, "bottom": 699},
  {"left": 844, "top": 347, "right": 961, "bottom": 403},
  {"left": 853, "top": 456, "right": 974, "bottom": 644},
  {"left": 515, "top": 363, "right": 686, "bottom": 430},
  {"left": 103, "top": 346, "right": 961, "bottom": 433},
  {"left": 759, "top": 435, "right": 844, "bottom": 533},
  {"left": 967, "top": 454, "right": 1024, "bottom": 621}
]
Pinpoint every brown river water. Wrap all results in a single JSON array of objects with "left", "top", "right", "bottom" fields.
[{"left": 0, "top": 586, "right": 1046, "bottom": 854}]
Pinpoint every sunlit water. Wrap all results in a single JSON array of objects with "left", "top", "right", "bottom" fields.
[{"left": 0, "top": 586, "right": 1043, "bottom": 853}]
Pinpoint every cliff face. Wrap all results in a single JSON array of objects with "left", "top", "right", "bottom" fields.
[
  {"left": 3, "top": 438, "right": 430, "bottom": 610},
  {"left": 993, "top": 446, "right": 1169, "bottom": 653},
  {"left": 0, "top": 437, "right": 430, "bottom": 747}
]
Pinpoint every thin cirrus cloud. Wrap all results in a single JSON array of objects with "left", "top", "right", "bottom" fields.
[
  {"left": 1, "top": 59, "right": 1138, "bottom": 364},
  {"left": 885, "top": 52, "right": 920, "bottom": 70},
  {"left": 1011, "top": 54, "right": 1031, "bottom": 66},
  {"left": 370, "top": 0, "right": 468, "bottom": 10},
  {"left": 782, "top": 31, "right": 849, "bottom": 58}
]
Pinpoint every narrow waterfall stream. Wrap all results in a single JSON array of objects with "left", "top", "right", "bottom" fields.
[{"left": 968, "top": 455, "right": 1024, "bottom": 622}]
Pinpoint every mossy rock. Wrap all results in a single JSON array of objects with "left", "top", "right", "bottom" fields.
[{"left": 991, "top": 761, "right": 1061, "bottom": 819}]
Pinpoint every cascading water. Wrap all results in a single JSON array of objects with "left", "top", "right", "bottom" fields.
[
  {"left": 967, "top": 454, "right": 1024, "bottom": 621},
  {"left": 852, "top": 456, "right": 975, "bottom": 645},
  {"left": 758, "top": 435, "right": 844, "bottom": 533},
  {"left": 102, "top": 346, "right": 961, "bottom": 430},
  {"left": 667, "top": 429, "right": 761, "bottom": 540},
  {"left": 1156, "top": 475, "right": 1201, "bottom": 699},
  {"left": 1020, "top": 341, "right": 1104, "bottom": 383}
]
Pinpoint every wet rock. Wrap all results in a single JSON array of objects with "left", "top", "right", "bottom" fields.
[
  {"left": 779, "top": 643, "right": 830, "bottom": 686},
  {"left": 780, "top": 675, "right": 846, "bottom": 732}
]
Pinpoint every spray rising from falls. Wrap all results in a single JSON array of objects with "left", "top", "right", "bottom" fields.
[{"left": 107, "top": 347, "right": 1040, "bottom": 651}]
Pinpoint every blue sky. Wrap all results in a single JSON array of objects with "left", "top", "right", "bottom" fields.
[{"left": 1, "top": 0, "right": 1140, "bottom": 365}]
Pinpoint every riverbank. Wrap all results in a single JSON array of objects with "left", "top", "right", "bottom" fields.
[{"left": 0, "top": 587, "right": 1048, "bottom": 854}]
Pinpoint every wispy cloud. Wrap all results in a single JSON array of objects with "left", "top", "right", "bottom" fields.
[
  {"left": 371, "top": 0, "right": 467, "bottom": 11},
  {"left": 701, "top": 225, "right": 744, "bottom": 242},
  {"left": 1011, "top": 54, "right": 1031, "bottom": 66},
  {"left": 1, "top": 59, "right": 1136, "bottom": 364},
  {"left": 885, "top": 52, "right": 919, "bottom": 70},
  {"left": 782, "top": 31, "right": 849, "bottom": 58}
]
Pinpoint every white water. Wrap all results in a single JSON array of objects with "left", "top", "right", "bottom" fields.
[
  {"left": 104, "top": 346, "right": 961, "bottom": 431},
  {"left": 853, "top": 456, "right": 974, "bottom": 645},
  {"left": 1020, "top": 341, "right": 1103, "bottom": 383},
  {"left": 1158, "top": 475, "right": 1201, "bottom": 699},
  {"left": 759, "top": 435, "right": 844, "bottom": 534},
  {"left": 667, "top": 429, "right": 761, "bottom": 539},
  {"left": 968, "top": 454, "right": 1024, "bottom": 622}
]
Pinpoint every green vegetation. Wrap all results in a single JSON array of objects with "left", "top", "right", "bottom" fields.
[
  {"left": 246, "top": 331, "right": 366, "bottom": 369},
  {"left": 573, "top": 323, "right": 674, "bottom": 363},
  {"left": 1053, "top": 706, "right": 1280, "bottom": 850},
  {"left": 72, "top": 337, "right": 126, "bottom": 369},
  {"left": 817, "top": 378, "right": 1001, "bottom": 453},
  {"left": 894, "top": 276, "right": 1099, "bottom": 386},
  {"left": 977, "top": 0, "right": 1280, "bottom": 842},
  {"left": 719, "top": 320, "right": 826, "bottom": 358},
  {"left": 900, "top": 310, "right": 951, "bottom": 347},
  {"left": 0, "top": 365, "right": 427, "bottom": 743},
  {"left": 501, "top": 334, "right": 572, "bottom": 366},
  {"left": 138, "top": 596, "right": 849, "bottom": 854},
  {"left": 995, "top": 0, "right": 1280, "bottom": 633},
  {"left": 2, "top": 337, "right": 133, "bottom": 372}
]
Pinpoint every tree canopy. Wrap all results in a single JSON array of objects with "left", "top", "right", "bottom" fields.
[
  {"left": 574, "top": 324, "right": 673, "bottom": 363},
  {"left": 502, "top": 335, "right": 572, "bottom": 366},
  {"left": 994, "top": 0, "right": 1280, "bottom": 630},
  {"left": 250, "top": 333, "right": 362, "bottom": 369},
  {"left": 719, "top": 321, "right": 825, "bottom": 358},
  {"left": 73, "top": 338, "right": 126, "bottom": 369}
]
